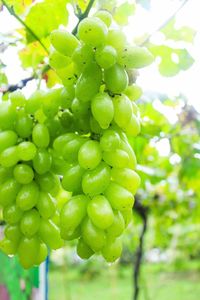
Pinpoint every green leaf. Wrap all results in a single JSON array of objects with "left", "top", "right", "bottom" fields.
[
  {"left": 2, "top": 0, "right": 33, "bottom": 14},
  {"left": 25, "top": 0, "right": 69, "bottom": 43},
  {"left": 0, "top": 72, "right": 8, "bottom": 87},
  {"left": 161, "top": 19, "right": 196, "bottom": 43},
  {"left": 149, "top": 45, "right": 194, "bottom": 76},
  {"left": 18, "top": 42, "right": 46, "bottom": 68},
  {"left": 114, "top": 2, "right": 135, "bottom": 26}
]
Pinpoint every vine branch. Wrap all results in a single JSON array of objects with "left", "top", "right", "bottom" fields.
[{"left": 1, "top": 0, "right": 49, "bottom": 54}]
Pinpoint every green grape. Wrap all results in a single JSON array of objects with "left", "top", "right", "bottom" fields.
[
  {"left": 89, "top": 116, "right": 102, "bottom": 134},
  {"left": 74, "top": 113, "right": 91, "bottom": 134},
  {"left": 111, "top": 168, "right": 140, "bottom": 195},
  {"left": 51, "top": 151, "right": 70, "bottom": 175},
  {"left": 60, "top": 110, "right": 73, "bottom": 128},
  {"left": 60, "top": 195, "right": 88, "bottom": 239},
  {"left": 57, "top": 63, "right": 78, "bottom": 86},
  {"left": 91, "top": 92, "right": 114, "bottom": 129},
  {"left": 50, "top": 29, "right": 80, "bottom": 56},
  {"left": 113, "top": 94, "right": 132, "bottom": 128},
  {"left": 37, "top": 192, "right": 56, "bottom": 219},
  {"left": 78, "top": 140, "right": 102, "bottom": 170},
  {"left": 87, "top": 195, "right": 114, "bottom": 229},
  {"left": 106, "top": 211, "right": 125, "bottom": 238},
  {"left": 75, "top": 62, "right": 102, "bottom": 102},
  {"left": 51, "top": 209, "right": 60, "bottom": 227},
  {"left": 60, "top": 86, "right": 75, "bottom": 109},
  {"left": 121, "top": 209, "right": 133, "bottom": 227},
  {"left": 53, "top": 133, "right": 76, "bottom": 155},
  {"left": 18, "top": 236, "right": 40, "bottom": 269},
  {"left": 0, "top": 130, "right": 18, "bottom": 153},
  {"left": 119, "top": 139, "right": 137, "bottom": 169},
  {"left": 49, "top": 50, "right": 71, "bottom": 69},
  {"left": 131, "top": 102, "right": 139, "bottom": 115},
  {"left": 0, "top": 166, "right": 13, "bottom": 184},
  {"left": 9, "top": 90, "right": 26, "bottom": 108},
  {"left": 4, "top": 224, "right": 22, "bottom": 244},
  {"left": 0, "top": 178, "right": 20, "bottom": 207},
  {"left": 15, "top": 110, "right": 33, "bottom": 138},
  {"left": 36, "top": 172, "right": 60, "bottom": 196},
  {"left": 62, "top": 226, "right": 81, "bottom": 241},
  {"left": 124, "top": 84, "right": 142, "bottom": 101},
  {"left": 81, "top": 218, "right": 106, "bottom": 252},
  {"left": 0, "top": 146, "right": 19, "bottom": 167},
  {"left": 118, "top": 45, "right": 154, "bottom": 69},
  {"left": 82, "top": 162, "right": 110, "bottom": 196},
  {"left": 3, "top": 203, "right": 23, "bottom": 224},
  {"left": 72, "top": 44, "right": 94, "bottom": 72},
  {"left": 32, "top": 123, "right": 50, "bottom": 148},
  {"left": 123, "top": 114, "right": 141, "bottom": 137},
  {"left": 104, "top": 64, "right": 128, "bottom": 93},
  {"left": 20, "top": 208, "right": 41, "bottom": 237},
  {"left": 78, "top": 17, "right": 108, "bottom": 47},
  {"left": 0, "top": 101, "right": 16, "bottom": 130},
  {"left": 104, "top": 182, "right": 134, "bottom": 211},
  {"left": 77, "top": 238, "right": 94, "bottom": 259},
  {"left": 62, "top": 137, "right": 85, "bottom": 162},
  {"left": 62, "top": 164, "right": 84, "bottom": 194},
  {"left": 94, "top": 10, "right": 112, "bottom": 27},
  {"left": 25, "top": 90, "right": 43, "bottom": 114},
  {"left": 71, "top": 98, "right": 90, "bottom": 118},
  {"left": 0, "top": 238, "right": 18, "bottom": 255},
  {"left": 107, "top": 29, "right": 127, "bottom": 51},
  {"left": 42, "top": 89, "right": 62, "bottom": 117},
  {"left": 100, "top": 130, "right": 120, "bottom": 152},
  {"left": 45, "top": 116, "right": 64, "bottom": 139},
  {"left": 102, "top": 238, "right": 122, "bottom": 262},
  {"left": 38, "top": 219, "right": 63, "bottom": 249},
  {"left": 17, "top": 141, "right": 37, "bottom": 161},
  {"left": 13, "top": 164, "right": 34, "bottom": 184},
  {"left": 33, "top": 149, "right": 52, "bottom": 175},
  {"left": 35, "top": 242, "right": 48, "bottom": 265},
  {"left": 95, "top": 45, "right": 117, "bottom": 69},
  {"left": 16, "top": 181, "right": 39, "bottom": 211},
  {"left": 103, "top": 149, "right": 129, "bottom": 168}
]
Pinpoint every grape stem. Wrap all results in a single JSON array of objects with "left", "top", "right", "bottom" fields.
[
  {"left": 1, "top": 0, "right": 49, "bottom": 54},
  {"left": 72, "top": 0, "right": 96, "bottom": 35}
]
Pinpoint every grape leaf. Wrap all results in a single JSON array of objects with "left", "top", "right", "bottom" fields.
[
  {"left": 18, "top": 41, "right": 46, "bottom": 68},
  {"left": 1, "top": 0, "right": 34, "bottom": 14},
  {"left": 0, "top": 72, "right": 8, "bottom": 86},
  {"left": 114, "top": 2, "right": 136, "bottom": 26},
  {"left": 149, "top": 45, "right": 194, "bottom": 76}
]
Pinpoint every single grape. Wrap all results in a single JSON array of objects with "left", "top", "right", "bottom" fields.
[
  {"left": 20, "top": 208, "right": 41, "bottom": 237},
  {"left": 50, "top": 29, "right": 80, "bottom": 56},
  {"left": 53, "top": 133, "right": 76, "bottom": 156},
  {"left": 49, "top": 50, "right": 71, "bottom": 69},
  {"left": 17, "top": 141, "right": 37, "bottom": 161},
  {"left": 113, "top": 94, "right": 132, "bottom": 128},
  {"left": 13, "top": 164, "right": 34, "bottom": 184},
  {"left": 32, "top": 123, "right": 50, "bottom": 148},
  {"left": 9, "top": 90, "right": 26, "bottom": 108},
  {"left": 38, "top": 219, "right": 63, "bottom": 250},
  {"left": 62, "top": 137, "right": 85, "bottom": 162},
  {"left": 94, "top": 10, "right": 112, "bottom": 27},
  {"left": 33, "top": 149, "right": 52, "bottom": 175},
  {"left": 37, "top": 192, "right": 56, "bottom": 219},
  {"left": 3, "top": 203, "right": 23, "bottom": 224},
  {"left": 103, "top": 149, "right": 129, "bottom": 168},
  {"left": 100, "top": 130, "right": 120, "bottom": 152},
  {"left": 106, "top": 211, "right": 125, "bottom": 238},
  {"left": 78, "top": 140, "right": 102, "bottom": 170},
  {"left": 36, "top": 172, "right": 60, "bottom": 196},
  {"left": 0, "top": 102, "right": 16, "bottom": 130},
  {"left": 35, "top": 242, "right": 48, "bottom": 265},
  {"left": 0, "top": 178, "right": 21, "bottom": 207},
  {"left": 62, "top": 164, "right": 84, "bottom": 194},
  {"left": 0, "top": 146, "right": 19, "bottom": 167},
  {"left": 77, "top": 238, "right": 94, "bottom": 259},
  {"left": 72, "top": 44, "right": 94, "bottom": 72},
  {"left": 16, "top": 181, "right": 39, "bottom": 211},
  {"left": 104, "top": 64, "right": 128, "bottom": 93},
  {"left": 95, "top": 45, "right": 117, "bottom": 69},
  {"left": 4, "top": 224, "right": 22, "bottom": 244},
  {"left": 0, "top": 130, "right": 18, "bottom": 153},
  {"left": 111, "top": 168, "right": 141, "bottom": 195},
  {"left": 102, "top": 238, "right": 122, "bottom": 262},
  {"left": 15, "top": 110, "right": 33, "bottom": 138},
  {"left": 107, "top": 29, "right": 127, "bottom": 51},
  {"left": 25, "top": 90, "right": 43, "bottom": 114},
  {"left": 18, "top": 236, "right": 40, "bottom": 269},
  {"left": 0, "top": 166, "right": 13, "bottom": 184},
  {"left": 124, "top": 84, "right": 142, "bottom": 101},
  {"left": 0, "top": 238, "right": 18, "bottom": 255}
]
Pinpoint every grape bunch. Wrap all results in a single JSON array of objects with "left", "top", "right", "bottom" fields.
[{"left": 0, "top": 10, "right": 153, "bottom": 267}]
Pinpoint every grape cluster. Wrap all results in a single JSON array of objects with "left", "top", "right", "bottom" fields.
[{"left": 0, "top": 10, "right": 153, "bottom": 267}]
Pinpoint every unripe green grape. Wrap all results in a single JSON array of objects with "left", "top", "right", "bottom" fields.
[
  {"left": 124, "top": 84, "right": 142, "bottom": 101},
  {"left": 16, "top": 181, "right": 39, "bottom": 211},
  {"left": 119, "top": 139, "right": 137, "bottom": 169},
  {"left": 118, "top": 46, "right": 154, "bottom": 69},
  {"left": 107, "top": 29, "right": 127, "bottom": 51},
  {"left": 75, "top": 62, "right": 102, "bottom": 102},
  {"left": 62, "top": 164, "right": 84, "bottom": 194},
  {"left": 131, "top": 102, "right": 139, "bottom": 115},
  {"left": 42, "top": 88, "right": 62, "bottom": 117},
  {"left": 60, "top": 86, "right": 75, "bottom": 109},
  {"left": 113, "top": 94, "right": 132, "bottom": 128},
  {"left": 91, "top": 92, "right": 114, "bottom": 129},
  {"left": 38, "top": 219, "right": 63, "bottom": 250},
  {"left": 57, "top": 62, "right": 78, "bottom": 86},
  {"left": 78, "top": 17, "right": 108, "bottom": 47},
  {"left": 0, "top": 178, "right": 20, "bottom": 207},
  {"left": 0, "top": 102, "right": 16, "bottom": 130},
  {"left": 77, "top": 238, "right": 94, "bottom": 259},
  {"left": 71, "top": 98, "right": 90, "bottom": 118},
  {"left": 32, "top": 123, "right": 50, "bottom": 148},
  {"left": 3, "top": 203, "right": 23, "bottom": 224},
  {"left": 62, "top": 137, "right": 85, "bottom": 162},
  {"left": 123, "top": 114, "right": 141, "bottom": 137},
  {"left": 81, "top": 218, "right": 106, "bottom": 252},
  {"left": 51, "top": 151, "right": 70, "bottom": 175},
  {"left": 104, "top": 182, "right": 134, "bottom": 211},
  {"left": 89, "top": 116, "right": 102, "bottom": 134},
  {"left": 13, "top": 164, "right": 34, "bottom": 184},
  {"left": 60, "top": 110, "right": 73, "bottom": 128},
  {"left": 15, "top": 111, "right": 33, "bottom": 138},
  {"left": 20, "top": 208, "right": 41, "bottom": 237},
  {"left": 78, "top": 140, "right": 102, "bottom": 170},
  {"left": 102, "top": 238, "right": 122, "bottom": 262},
  {"left": 72, "top": 44, "right": 94, "bottom": 72},
  {"left": 60, "top": 195, "right": 88, "bottom": 239},
  {"left": 0, "top": 238, "right": 18, "bottom": 255},
  {"left": 87, "top": 195, "right": 114, "bottom": 229},
  {"left": 0, "top": 146, "right": 19, "bottom": 167},
  {"left": 82, "top": 162, "right": 110, "bottom": 196},
  {"left": 104, "top": 64, "right": 128, "bottom": 93},
  {"left": 18, "top": 236, "right": 40, "bottom": 269},
  {"left": 36, "top": 172, "right": 60, "bottom": 196},
  {"left": 37, "top": 192, "right": 56, "bottom": 219},
  {"left": 17, "top": 142, "right": 37, "bottom": 161},
  {"left": 49, "top": 50, "right": 71, "bottom": 69},
  {"left": 0, "top": 130, "right": 18, "bottom": 153},
  {"left": 4, "top": 224, "right": 22, "bottom": 244},
  {"left": 9, "top": 90, "right": 26, "bottom": 108},
  {"left": 121, "top": 209, "right": 133, "bottom": 227},
  {"left": 61, "top": 225, "right": 81, "bottom": 241},
  {"left": 106, "top": 211, "right": 125, "bottom": 238},
  {"left": 25, "top": 90, "right": 43, "bottom": 114},
  {"left": 111, "top": 168, "right": 140, "bottom": 195},
  {"left": 0, "top": 166, "right": 13, "bottom": 184},
  {"left": 50, "top": 29, "right": 80, "bottom": 56},
  {"left": 33, "top": 149, "right": 52, "bottom": 175},
  {"left": 95, "top": 45, "right": 117, "bottom": 69},
  {"left": 35, "top": 242, "right": 48, "bottom": 265},
  {"left": 94, "top": 10, "right": 112, "bottom": 27},
  {"left": 53, "top": 133, "right": 76, "bottom": 155},
  {"left": 45, "top": 116, "right": 64, "bottom": 139},
  {"left": 103, "top": 149, "right": 129, "bottom": 168},
  {"left": 100, "top": 130, "right": 120, "bottom": 152}
]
